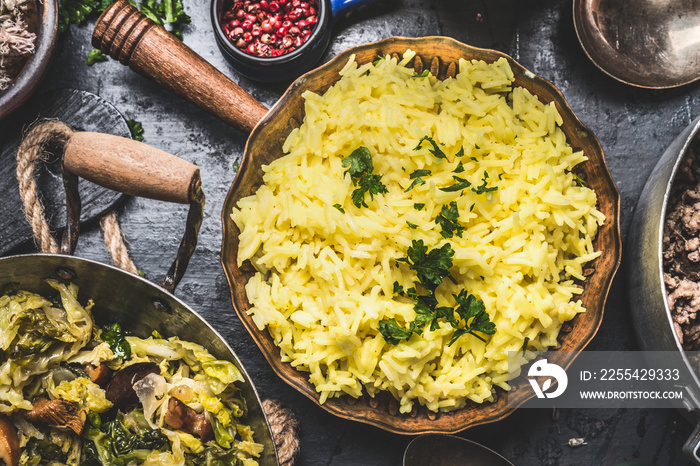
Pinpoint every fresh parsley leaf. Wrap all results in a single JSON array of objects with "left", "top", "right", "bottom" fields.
[
  {"left": 393, "top": 281, "right": 404, "bottom": 295},
  {"left": 455, "top": 147, "right": 465, "bottom": 158},
  {"left": 414, "top": 136, "right": 446, "bottom": 159},
  {"left": 127, "top": 118, "right": 144, "bottom": 142},
  {"left": 453, "top": 161, "right": 465, "bottom": 173},
  {"left": 439, "top": 175, "right": 471, "bottom": 192},
  {"left": 351, "top": 173, "right": 387, "bottom": 208},
  {"left": 412, "top": 70, "right": 430, "bottom": 78},
  {"left": 573, "top": 173, "right": 586, "bottom": 186},
  {"left": 472, "top": 171, "right": 498, "bottom": 195},
  {"left": 522, "top": 337, "right": 530, "bottom": 356},
  {"left": 406, "top": 221, "right": 418, "bottom": 229},
  {"left": 232, "top": 160, "right": 240, "bottom": 172},
  {"left": 405, "top": 168, "right": 431, "bottom": 192},
  {"left": 342, "top": 146, "right": 373, "bottom": 183},
  {"left": 475, "top": 144, "right": 480, "bottom": 149},
  {"left": 397, "top": 240, "right": 454, "bottom": 291},
  {"left": 498, "top": 172, "right": 503, "bottom": 180},
  {"left": 435, "top": 201, "right": 464, "bottom": 238},
  {"left": 378, "top": 318, "right": 416, "bottom": 345},
  {"left": 102, "top": 323, "right": 132, "bottom": 360},
  {"left": 372, "top": 54, "right": 387, "bottom": 66},
  {"left": 470, "top": 157, "right": 478, "bottom": 162},
  {"left": 414, "top": 203, "right": 425, "bottom": 211},
  {"left": 86, "top": 48, "right": 107, "bottom": 66},
  {"left": 333, "top": 203, "right": 346, "bottom": 214},
  {"left": 448, "top": 289, "right": 496, "bottom": 346}
]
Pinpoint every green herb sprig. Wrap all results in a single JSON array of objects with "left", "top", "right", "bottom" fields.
[
  {"left": 342, "top": 146, "right": 388, "bottom": 208},
  {"left": 414, "top": 136, "right": 446, "bottom": 159}
]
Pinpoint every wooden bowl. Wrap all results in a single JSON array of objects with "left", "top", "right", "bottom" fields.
[
  {"left": 221, "top": 37, "right": 622, "bottom": 434},
  {"left": 0, "top": 0, "right": 58, "bottom": 121}
]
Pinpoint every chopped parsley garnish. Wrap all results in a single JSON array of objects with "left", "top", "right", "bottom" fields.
[
  {"left": 414, "top": 203, "right": 425, "bottom": 211},
  {"left": 405, "top": 168, "right": 431, "bottom": 192},
  {"left": 573, "top": 173, "right": 586, "bottom": 186},
  {"left": 333, "top": 204, "right": 345, "bottom": 214},
  {"left": 435, "top": 201, "right": 464, "bottom": 238},
  {"left": 439, "top": 175, "right": 472, "bottom": 192},
  {"left": 395, "top": 240, "right": 455, "bottom": 290},
  {"left": 381, "top": 241, "right": 494, "bottom": 346},
  {"left": 472, "top": 171, "right": 498, "bottom": 195},
  {"left": 372, "top": 54, "right": 387, "bottom": 66},
  {"left": 232, "top": 160, "right": 240, "bottom": 172},
  {"left": 406, "top": 221, "right": 418, "bottom": 229},
  {"left": 453, "top": 161, "right": 465, "bottom": 173},
  {"left": 342, "top": 147, "right": 388, "bottom": 208},
  {"left": 414, "top": 136, "right": 446, "bottom": 159},
  {"left": 455, "top": 147, "right": 465, "bottom": 158},
  {"left": 470, "top": 156, "right": 478, "bottom": 162},
  {"left": 102, "top": 323, "right": 131, "bottom": 360},
  {"left": 127, "top": 119, "right": 144, "bottom": 142},
  {"left": 522, "top": 337, "right": 530, "bottom": 356},
  {"left": 412, "top": 70, "right": 430, "bottom": 78},
  {"left": 446, "top": 289, "right": 496, "bottom": 345}
]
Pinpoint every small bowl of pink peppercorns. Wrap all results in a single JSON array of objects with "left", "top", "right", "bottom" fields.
[{"left": 211, "top": 0, "right": 373, "bottom": 82}]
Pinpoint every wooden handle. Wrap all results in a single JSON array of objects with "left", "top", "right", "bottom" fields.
[
  {"left": 63, "top": 132, "right": 199, "bottom": 204},
  {"left": 92, "top": 0, "right": 268, "bottom": 134}
]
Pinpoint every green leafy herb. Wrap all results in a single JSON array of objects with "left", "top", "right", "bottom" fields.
[
  {"left": 470, "top": 156, "right": 478, "bottom": 162},
  {"left": 498, "top": 172, "right": 503, "bottom": 180},
  {"left": 412, "top": 70, "right": 430, "bottom": 78},
  {"left": 351, "top": 173, "right": 388, "bottom": 208},
  {"left": 342, "top": 146, "right": 373, "bottom": 181},
  {"left": 453, "top": 161, "right": 464, "bottom": 173},
  {"left": 472, "top": 171, "right": 498, "bottom": 195},
  {"left": 393, "top": 281, "right": 404, "bottom": 295},
  {"left": 447, "top": 289, "right": 496, "bottom": 346},
  {"left": 573, "top": 173, "right": 586, "bottom": 186},
  {"left": 232, "top": 160, "right": 240, "bottom": 172},
  {"left": 522, "top": 337, "right": 530, "bottom": 356},
  {"left": 378, "top": 318, "right": 419, "bottom": 345},
  {"left": 435, "top": 201, "right": 464, "bottom": 238},
  {"left": 406, "top": 221, "right": 418, "bottom": 229},
  {"left": 58, "top": 0, "right": 102, "bottom": 33},
  {"left": 342, "top": 147, "right": 387, "bottom": 208},
  {"left": 333, "top": 204, "right": 346, "bottom": 214},
  {"left": 455, "top": 147, "right": 465, "bottom": 158},
  {"left": 127, "top": 119, "right": 144, "bottom": 142},
  {"left": 101, "top": 323, "right": 131, "bottom": 360},
  {"left": 86, "top": 48, "right": 107, "bottom": 66},
  {"left": 405, "top": 168, "right": 431, "bottom": 192},
  {"left": 475, "top": 144, "right": 480, "bottom": 149},
  {"left": 413, "top": 203, "right": 425, "bottom": 211},
  {"left": 439, "top": 175, "right": 472, "bottom": 192},
  {"left": 395, "top": 240, "right": 454, "bottom": 291},
  {"left": 414, "top": 136, "right": 446, "bottom": 159},
  {"left": 137, "top": 269, "right": 146, "bottom": 278}
]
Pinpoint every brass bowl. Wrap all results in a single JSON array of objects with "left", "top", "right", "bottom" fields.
[{"left": 221, "top": 36, "right": 622, "bottom": 434}]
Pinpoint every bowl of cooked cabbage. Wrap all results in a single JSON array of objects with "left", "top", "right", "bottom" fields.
[
  {"left": 221, "top": 36, "right": 621, "bottom": 433},
  {"left": 0, "top": 254, "right": 278, "bottom": 465}
]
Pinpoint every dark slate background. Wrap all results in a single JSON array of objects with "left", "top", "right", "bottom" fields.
[{"left": 9, "top": 0, "right": 700, "bottom": 464}]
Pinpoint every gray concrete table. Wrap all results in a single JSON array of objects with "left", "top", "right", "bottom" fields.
[{"left": 18, "top": 0, "right": 700, "bottom": 464}]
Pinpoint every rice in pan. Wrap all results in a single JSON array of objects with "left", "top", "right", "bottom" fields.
[{"left": 231, "top": 50, "right": 604, "bottom": 413}]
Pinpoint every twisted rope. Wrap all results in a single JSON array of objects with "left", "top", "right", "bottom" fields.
[
  {"left": 262, "top": 399, "right": 300, "bottom": 465},
  {"left": 100, "top": 211, "right": 139, "bottom": 274},
  {"left": 15, "top": 119, "right": 73, "bottom": 253}
]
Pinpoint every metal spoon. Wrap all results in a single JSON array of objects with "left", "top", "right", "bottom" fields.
[
  {"left": 403, "top": 434, "right": 514, "bottom": 466},
  {"left": 573, "top": 0, "right": 700, "bottom": 89}
]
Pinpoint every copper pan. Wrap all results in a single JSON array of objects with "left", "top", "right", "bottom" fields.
[{"left": 93, "top": 1, "right": 621, "bottom": 433}]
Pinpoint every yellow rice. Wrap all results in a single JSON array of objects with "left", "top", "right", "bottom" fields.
[{"left": 230, "top": 51, "right": 604, "bottom": 413}]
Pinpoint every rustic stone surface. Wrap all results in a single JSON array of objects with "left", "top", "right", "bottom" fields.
[{"left": 9, "top": 0, "right": 700, "bottom": 464}]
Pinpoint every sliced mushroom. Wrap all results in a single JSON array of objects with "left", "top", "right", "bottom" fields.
[
  {"left": 164, "top": 397, "right": 213, "bottom": 443},
  {"left": 85, "top": 363, "right": 113, "bottom": 387},
  {"left": 22, "top": 398, "right": 86, "bottom": 435},
  {"left": 0, "top": 416, "right": 19, "bottom": 466},
  {"left": 105, "top": 362, "right": 160, "bottom": 410}
]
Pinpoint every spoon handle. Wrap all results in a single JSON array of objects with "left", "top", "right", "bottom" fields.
[{"left": 92, "top": 0, "right": 268, "bottom": 134}]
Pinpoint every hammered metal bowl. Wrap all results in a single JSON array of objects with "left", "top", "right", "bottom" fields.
[{"left": 221, "top": 36, "right": 622, "bottom": 434}]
